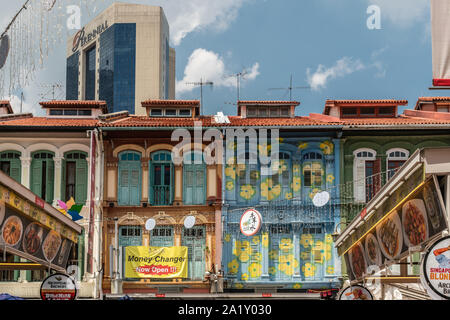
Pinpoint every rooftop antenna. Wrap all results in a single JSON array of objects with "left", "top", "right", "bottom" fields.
[
  {"left": 38, "top": 83, "right": 63, "bottom": 101},
  {"left": 186, "top": 78, "right": 213, "bottom": 116},
  {"left": 227, "top": 68, "right": 250, "bottom": 102},
  {"left": 268, "top": 75, "right": 310, "bottom": 101},
  {"left": 20, "top": 92, "right": 24, "bottom": 113}
]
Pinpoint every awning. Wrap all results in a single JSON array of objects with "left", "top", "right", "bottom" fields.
[
  {"left": 335, "top": 147, "right": 450, "bottom": 282},
  {"left": 0, "top": 171, "right": 82, "bottom": 273}
]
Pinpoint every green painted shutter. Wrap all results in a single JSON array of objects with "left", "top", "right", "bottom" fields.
[
  {"left": 195, "top": 165, "right": 205, "bottom": 205},
  {"left": 184, "top": 166, "right": 194, "bottom": 205},
  {"left": 129, "top": 164, "right": 141, "bottom": 206},
  {"left": 60, "top": 159, "right": 66, "bottom": 202},
  {"left": 46, "top": 159, "right": 54, "bottom": 203},
  {"left": 118, "top": 163, "right": 129, "bottom": 205},
  {"left": 148, "top": 160, "right": 153, "bottom": 205},
  {"left": 75, "top": 159, "right": 88, "bottom": 204},
  {"left": 169, "top": 162, "right": 174, "bottom": 204},
  {"left": 9, "top": 158, "right": 21, "bottom": 183},
  {"left": 30, "top": 160, "right": 42, "bottom": 198}
]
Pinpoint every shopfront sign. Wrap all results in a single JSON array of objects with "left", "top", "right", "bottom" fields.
[
  {"left": 342, "top": 174, "right": 448, "bottom": 281},
  {"left": 124, "top": 246, "right": 188, "bottom": 279},
  {"left": 72, "top": 20, "right": 109, "bottom": 53},
  {"left": 421, "top": 236, "right": 450, "bottom": 300},
  {"left": 0, "top": 203, "right": 74, "bottom": 270},
  {"left": 338, "top": 285, "right": 373, "bottom": 300},
  {"left": 240, "top": 208, "right": 262, "bottom": 237},
  {"left": 40, "top": 273, "right": 77, "bottom": 300}
]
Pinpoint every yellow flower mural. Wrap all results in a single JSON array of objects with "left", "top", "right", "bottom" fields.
[
  {"left": 326, "top": 266, "right": 335, "bottom": 275},
  {"left": 236, "top": 240, "right": 252, "bottom": 262},
  {"left": 250, "top": 170, "right": 260, "bottom": 180},
  {"left": 300, "top": 251, "right": 310, "bottom": 260},
  {"left": 234, "top": 283, "right": 244, "bottom": 289},
  {"left": 291, "top": 176, "right": 301, "bottom": 192},
  {"left": 309, "top": 188, "right": 320, "bottom": 200},
  {"left": 241, "top": 273, "right": 249, "bottom": 281},
  {"left": 224, "top": 233, "right": 231, "bottom": 242},
  {"left": 228, "top": 259, "right": 239, "bottom": 274},
  {"left": 248, "top": 263, "right": 263, "bottom": 278},
  {"left": 280, "top": 238, "right": 294, "bottom": 252},
  {"left": 240, "top": 185, "right": 256, "bottom": 200},
  {"left": 261, "top": 233, "right": 269, "bottom": 248},
  {"left": 278, "top": 254, "right": 299, "bottom": 276},
  {"left": 293, "top": 164, "right": 300, "bottom": 175},
  {"left": 261, "top": 178, "right": 281, "bottom": 201},
  {"left": 268, "top": 266, "right": 277, "bottom": 276},
  {"left": 268, "top": 250, "right": 278, "bottom": 260},
  {"left": 325, "top": 243, "right": 333, "bottom": 261},
  {"left": 285, "top": 192, "right": 293, "bottom": 200},
  {"left": 252, "top": 252, "right": 262, "bottom": 262},
  {"left": 226, "top": 181, "right": 235, "bottom": 191},
  {"left": 320, "top": 141, "right": 334, "bottom": 155},
  {"left": 251, "top": 236, "right": 260, "bottom": 245},
  {"left": 225, "top": 165, "right": 236, "bottom": 180},
  {"left": 300, "top": 234, "right": 314, "bottom": 248},
  {"left": 293, "top": 283, "right": 302, "bottom": 289},
  {"left": 325, "top": 234, "right": 333, "bottom": 244},
  {"left": 302, "top": 263, "right": 316, "bottom": 278},
  {"left": 326, "top": 174, "right": 335, "bottom": 184},
  {"left": 298, "top": 142, "right": 308, "bottom": 150},
  {"left": 271, "top": 160, "right": 287, "bottom": 175}
]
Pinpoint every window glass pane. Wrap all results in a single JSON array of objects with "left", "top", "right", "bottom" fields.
[
  {"left": 342, "top": 107, "right": 357, "bottom": 116},
  {"left": 78, "top": 110, "right": 92, "bottom": 116},
  {"left": 165, "top": 109, "right": 177, "bottom": 116},
  {"left": 179, "top": 109, "right": 191, "bottom": 116},
  {"left": 49, "top": 109, "right": 63, "bottom": 115},
  {"left": 154, "top": 166, "right": 162, "bottom": 185},
  {"left": 378, "top": 107, "right": 395, "bottom": 115},
  {"left": 151, "top": 109, "right": 163, "bottom": 116},
  {"left": 63, "top": 110, "right": 78, "bottom": 116},
  {"left": 361, "top": 107, "right": 375, "bottom": 116},
  {"left": 164, "top": 166, "right": 171, "bottom": 185}
]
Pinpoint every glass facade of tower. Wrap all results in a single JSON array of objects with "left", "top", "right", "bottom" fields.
[
  {"left": 66, "top": 52, "right": 79, "bottom": 100},
  {"left": 85, "top": 46, "right": 96, "bottom": 100},
  {"left": 99, "top": 23, "right": 136, "bottom": 114}
]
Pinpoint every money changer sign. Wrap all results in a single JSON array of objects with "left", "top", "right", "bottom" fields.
[{"left": 125, "top": 246, "right": 188, "bottom": 279}]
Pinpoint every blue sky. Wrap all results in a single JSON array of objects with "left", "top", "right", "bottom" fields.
[{"left": 0, "top": 0, "right": 439, "bottom": 116}]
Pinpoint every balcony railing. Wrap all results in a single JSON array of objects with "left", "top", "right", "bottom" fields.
[{"left": 151, "top": 185, "right": 171, "bottom": 206}]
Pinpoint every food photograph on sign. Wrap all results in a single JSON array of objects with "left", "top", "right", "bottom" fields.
[
  {"left": 0, "top": 204, "right": 74, "bottom": 269},
  {"left": 345, "top": 177, "right": 448, "bottom": 281}
]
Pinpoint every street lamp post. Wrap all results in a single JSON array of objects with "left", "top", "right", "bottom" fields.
[{"left": 111, "top": 217, "right": 123, "bottom": 295}]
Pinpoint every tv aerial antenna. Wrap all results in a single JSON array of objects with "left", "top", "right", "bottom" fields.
[
  {"left": 226, "top": 68, "right": 251, "bottom": 102},
  {"left": 186, "top": 78, "right": 213, "bottom": 116},
  {"left": 268, "top": 75, "right": 310, "bottom": 101},
  {"left": 38, "top": 83, "right": 64, "bottom": 101}
]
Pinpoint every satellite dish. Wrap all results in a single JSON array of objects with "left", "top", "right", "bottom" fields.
[
  {"left": 0, "top": 35, "right": 10, "bottom": 70},
  {"left": 312, "top": 191, "right": 330, "bottom": 208},
  {"left": 184, "top": 216, "right": 196, "bottom": 229},
  {"left": 145, "top": 218, "right": 156, "bottom": 231}
]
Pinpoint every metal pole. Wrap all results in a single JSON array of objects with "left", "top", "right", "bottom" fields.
[{"left": 114, "top": 217, "right": 118, "bottom": 279}]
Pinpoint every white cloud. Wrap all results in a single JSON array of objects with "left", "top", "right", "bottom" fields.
[
  {"left": 306, "top": 57, "right": 365, "bottom": 91},
  {"left": 142, "top": 0, "right": 249, "bottom": 46},
  {"left": 176, "top": 48, "right": 260, "bottom": 94},
  {"left": 367, "top": 0, "right": 429, "bottom": 28}
]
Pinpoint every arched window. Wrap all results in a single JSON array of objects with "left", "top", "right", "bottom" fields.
[
  {"left": 271, "top": 152, "right": 292, "bottom": 200},
  {"left": 386, "top": 148, "right": 409, "bottom": 179},
  {"left": 0, "top": 151, "right": 21, "bottom": 183},
  {"left": 303, "top": 152, "right": 323, "bottom": 188},
  {"left": 237, "top": 151, "right": 259, "bottom": 204},
  {"left": 118, "top": 151, "right": 142, "bottom": 206},
  {"left": 31, "top": 151, "right": 55, "bottom": 203},
  {"left": 353, "top": 148, "right": 379, "bottom": 202},
  {"left": 149, "top": 151, "right": 173, "bottom": 205},
  {"left": 62, "top": 151, "right": 88, "bottom": 204},
  {"left": 183, "top": 152, "right": 206, "bottom": 205}
]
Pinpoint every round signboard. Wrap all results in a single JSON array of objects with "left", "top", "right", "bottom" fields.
[
  {"left": 184, "top": 216, "right": 196, "bottom": 229},
  {"left": 239, "top": 209, "right": 262, "bottom": 237},
  {"left": 40, "top": 273, "right": 77, "bottom": 301},
  {"left": 145, "top": 218, "right": 156, "bottom": 231},
  {"left": 312, "top": 191, "right": 330, "bottom": 207},
  {"left": 337, "top": 285, "right": 374, "bottom": 300},
  {"left": 421, "top": 236, "right": 450, "bottom": 300}
]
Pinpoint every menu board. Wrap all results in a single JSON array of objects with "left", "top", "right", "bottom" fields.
[
  {"left": 0, "top": 204, "right": 73, "bottom": 269},
  {"left": 345, "top": 176, "right": 448, "bottom": 281}
]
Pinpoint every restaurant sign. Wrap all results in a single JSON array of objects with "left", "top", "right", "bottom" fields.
[
  {"left": 337, "top": 285, "right": 374, "bottom": 300},
  {"left": 342, "top": 173, "right": 448, "bottom": 281},
  {"left": 421, "top": 236, "right": 450, "bottom": 300},
  {"left": 0, "top": 203, "right": 74, "bottom": 270},
  {"left": 124, "top": 246, "right": 188, "bottom": 279},
  {"left": 40, "top": 273, "right": 77, "bottom": 301}
]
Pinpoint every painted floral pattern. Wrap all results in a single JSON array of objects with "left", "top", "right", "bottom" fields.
[
  {"left": 302, "top": 262, "right": 316, "bottom": 278},
  {"left": 320, "top": 140, "right": 334, "bottom": 155},
  {"left": 291, "top": 176, "right": 301, "bottom": 192},
  {"left": 260, "top": 178, "right": 281, "bottom": 201},
  {"left": 240, "top": 184, "right": 256, "bottom": 200},
  {"left": 278, "top": 254, "right": 299, "bottom": 276}
]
